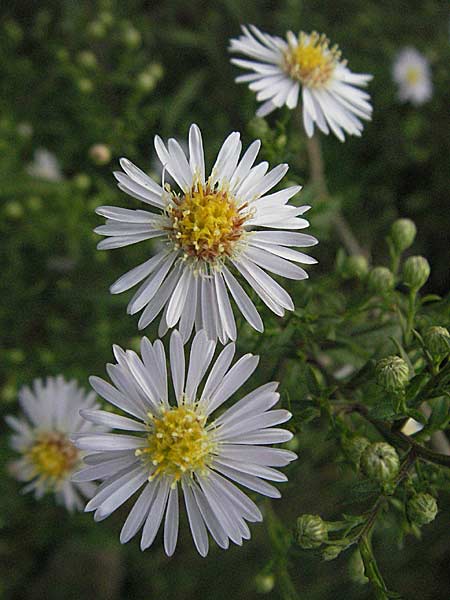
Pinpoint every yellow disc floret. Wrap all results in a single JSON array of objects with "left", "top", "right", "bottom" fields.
[
  {"left": 405, "top": 67, "right": 420, "bottom": 85},
  {"left": 28, "top": 432, "right": 79, "bottom": 481},
  {"left": 167, "top": 182, "right": 247, "bottom": 263},
  {"left": 137, "top": 405, "right": 214, "bottom": 482},
  {"left": 284, "top": 31, "right": 340, "bottom": 87}
]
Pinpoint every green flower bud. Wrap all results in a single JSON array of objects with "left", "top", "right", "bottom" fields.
[
  {"left": 361, "top": 442, "right": 400, "bottom": 482},
  {"left": 342, "top": 255, "right": 369, "bottom": 280},
  {"left": 402, "top": 255, "right": 430, "bottom": 290},
  {"left": 89, "top": 144, "right": 111, "bottom": 165},
  {"left": 137, "top": 71, "right": 157, "bottom": 92},
  {"left": 73, "top": 173, "right": 91, "bottom": 191},
  {"left": 367, "top": 267, "right": 395, "bottom": 294},
  {"left": 390, "top": 218, "right": 417, "bottom": 252},
  {"left": 376, "top": 355, "right": 409, "bottom": 392},
  {"left": 295, "top": 514, "right": 328, "bottom": 549},
  {"left": 423, "top": 326, "right": 450, "bottom": 358},
  {"left": 88, "top": 20, "right": 106, "bottom": 39},
  {"left": 149, "top": 62, "right": 164, "bottom": 80},
  {"left": 123, "top": 25, "right": 141, "bottom": 49},
  {"left": 342, "top": 436, "right": 370, "bottom": 468},
  {"left": 322, "top": 545, "right": 343, "bottom": 561},
  {"left": 77, "top": 50, "right": 97, "bottom": 69},
  {"left": 4, "top": 201, "right": 24, "bottom": 219},
  {"left": 407, "top": 493, "right": 438, "bottom": 526},
  {"left": 77, "top": 78, "right": 94, "bottom": 94},
  {"left": 254, "top": 574, "right": 275, "bottom": 594}
]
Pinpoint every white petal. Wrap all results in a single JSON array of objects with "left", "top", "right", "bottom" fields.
[
  {"left": 182, "top": 480, "right": 209, "bottom": 556},
  {"left": 120, "top": 481, "right": 158, "bottom": 543},
  {"left": 222, "top": 267, "right": 263, "bottom": 332},
  {"left": 170, "top": 330, "right": 185, "bottom": 403},
  {"left": 164, "top": 485, "right": 179, "bottom": 556},
  {"left": 141, "top": 478, "right": 170, "bottom": 550},
  {"left": 80, "top": 409, "right": 147, "bottom": 431}
]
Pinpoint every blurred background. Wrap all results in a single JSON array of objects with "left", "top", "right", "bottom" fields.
[{"left": 0, "top": 1, "right": 449, "bottom": 599}]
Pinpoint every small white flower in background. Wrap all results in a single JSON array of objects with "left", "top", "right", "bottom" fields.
[
  {"left": 73, "top": 330, "right": 296, "bottom": 557},
  {"left": 26, "top": 148, "right": 63, "bottom": 181},
  {"left": 229, "top": 25, "right": 373, "bottom": 141},
  {"left": 95, "top": 123, "right": 317, "bottom": 343},
  {"left": 392, "top": 48, "right": 432, "bottom": 106},
  {"left": 5, "top": 376, "right": 101, "bottom": 512}
]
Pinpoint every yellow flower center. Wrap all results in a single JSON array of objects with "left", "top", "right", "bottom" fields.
[
  {"left": 28, "top": 432, "right": 79, "bottom": 481},
  {"left": 167, "top": 182, "right": 247, "bottom": 263},
  {"left": 405, "top": 66, "right": 420, "bottom": 85},
  {"left": 137, "top": 405, "right": 215, "bottom": 482},
  {"left": 284, "top": 31, "right": 339, "bottom": 87}
]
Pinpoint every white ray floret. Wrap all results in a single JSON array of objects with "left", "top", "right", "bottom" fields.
[
  {"left": 5, "top": 376, "right": 101, "bottom": 512},
  {"left": 392, "top": 47, "right": 432, "bottom": 106},
  {"left": 73, "top": 330, "right": 297, "bottom": 557},
  {"left": 95, "top": 123, "right": 318, "bottom": 343},
  {"left": 229, "top": 25, "right": 373, "bottom": 141}
]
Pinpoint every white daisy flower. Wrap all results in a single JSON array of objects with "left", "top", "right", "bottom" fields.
[
  {"left": 73, "top": 330, "right": 296, "bottom": 557},
  {"left": 95, "top": 123, "right": 317, "bottom": 343},
  {"left": 5, "top": 376, "right": 101, "bottom": 512},
  {"left": 392, "top": 48, "right": 432, "bottom": 106},
  {"left": 229, "top": 25, "right": 373, "bottom": 141}
]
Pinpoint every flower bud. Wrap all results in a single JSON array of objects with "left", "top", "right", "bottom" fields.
[
  {"left": 367, "top": 267, "right": 395, "bottom": 294},
  {"left": 73, "top": 173, "right": 91, "bottom": 191},
  {"left": 77, "top": 50, "right": 97, "bottom": 69},
  {"left": 376, "top": 356, "right": 409, "bottom": 392},
  {"left": 89, "top": 144, "right": 111, "bottom": 166},
  {"left": 360, "top": 442, "right": 400, "bottom": 482},
  {"left": 122, "top": 25, "right": 141, "bottom": 49},
  {"left": 424, "top": 326, "right": 450, "bottom": 358},
  {"left": 390, "top": 218, "right": 417, "bottom": 252},
  {"left": 77, "top": 78, "right": 94, "bottom": 94},
  {"left": 407, "top": 493, "right": 438, "bottom": 526},
  {"left": 254, "top": 574, "right": 275, "bottom": 594},
  {"left": 322, "top": 545, "right": 342, "bottom": 561},
  {"left": 295, "top": 514, "right": 328, "bottom": 549},
  {"left": 342, "top": 255, "right": 369, "bottom": 280},
  {"left": 342, "top": 435, "right": 370, "bottom": 468},
  {"left": 402, "top": 256, "right": 430, "bottom": 290}
]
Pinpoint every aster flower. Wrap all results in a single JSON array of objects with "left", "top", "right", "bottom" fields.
[
  {"left": 229, "top": 25, "right": 373, "bottom": 141},
  {"left": 5, "top": 376, "right": 100, "bottom": 511},
  {"left": 95, "top": 123, "right": 317, "bottom": 343},
  {"left": 73, "top": 330, "right": 296, "bottom": 557},
  {"left": 392, "top": 48, "right": 432, "bottom": 106}
]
